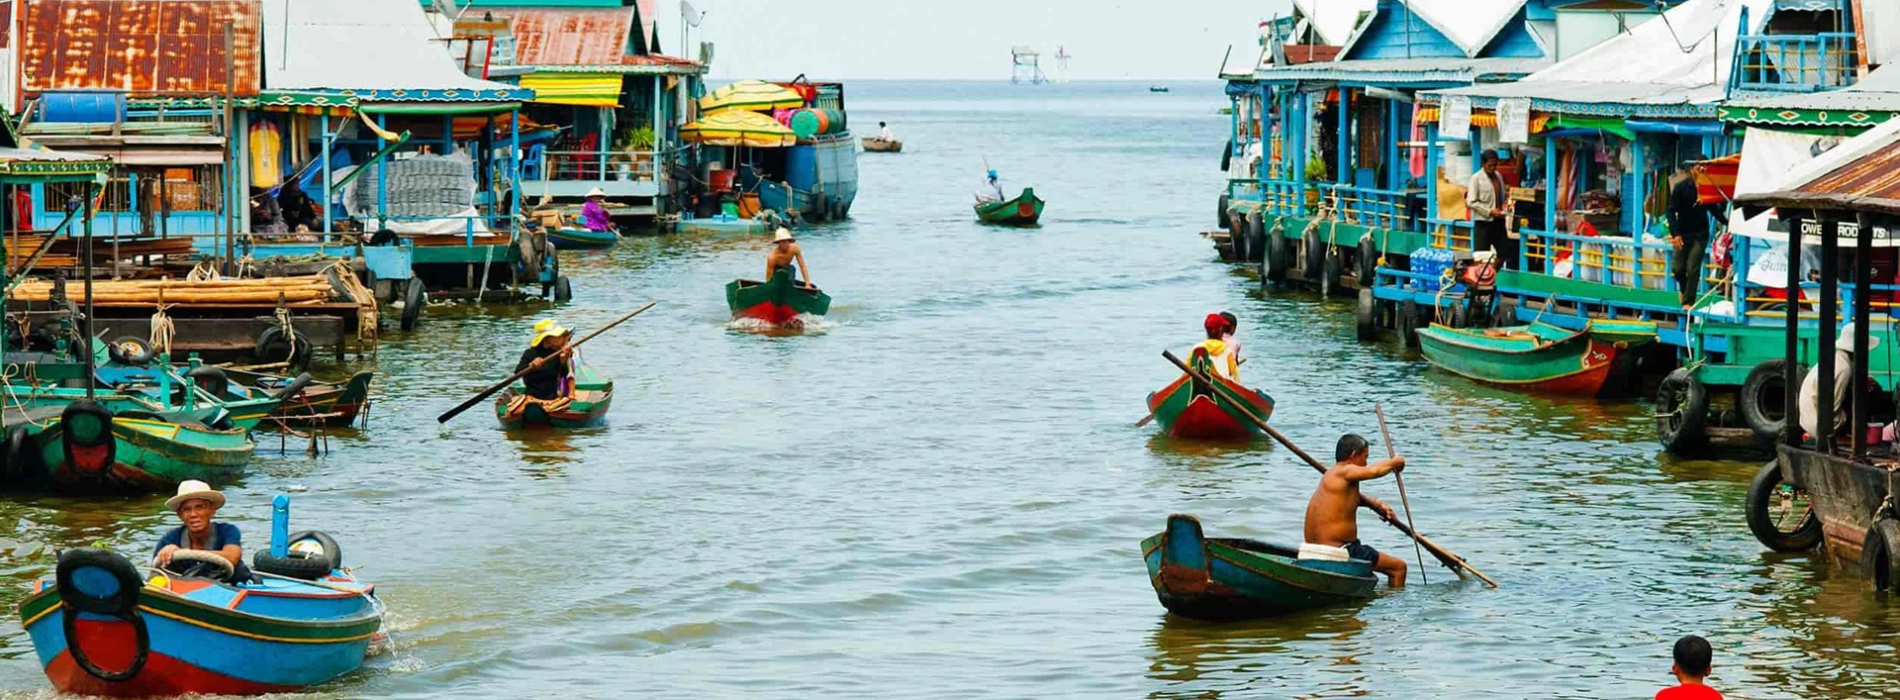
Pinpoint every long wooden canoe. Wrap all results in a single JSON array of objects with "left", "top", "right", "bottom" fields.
[
  {"left": 725, "top": 268, "right": 831, "bottom": 327},
  {"left": 1146, "top": 369, "right": 1274, "bottom": 440},
  {"left": 1141, "top": 514, "right": 1376, "bottom": 620},
  {"left": 1415, "top": 319, "right": 1655, "bottom": 396},
  {"left": 495, "top": 365, "right": 613, "bottom": 429},
  {"left": 974, "top": 187, "right": 1044, "bottom": 225}
]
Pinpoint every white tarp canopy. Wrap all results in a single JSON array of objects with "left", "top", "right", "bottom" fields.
[
  {"left": 1731, "top": 127, "right": 1835, "bottom": 243},
  {"left": 1434, "top": 0, "right": 1772, "bottom": 106},
  {"left": 1857, "top": 0, "right": 1900, "bottom": 68},
  {"left": 262, "top": 0, "right": 527, "bottom": 97},
  {"left": 1292, "top": 0, "right": 1376, "bottom": 47}
]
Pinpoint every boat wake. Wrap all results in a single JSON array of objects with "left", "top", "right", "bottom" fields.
[{"left": 725, "top": 314, "right": 835, "bottom": 335}]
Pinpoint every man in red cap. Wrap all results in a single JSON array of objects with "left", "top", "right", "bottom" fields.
[{"left": 1190, "top": 313, "right": 1240, "bottom": 381}]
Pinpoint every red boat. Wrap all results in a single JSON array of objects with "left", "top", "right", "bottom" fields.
[{"left": 1146, "top": 371, "right": 1276, "bottom": 440}]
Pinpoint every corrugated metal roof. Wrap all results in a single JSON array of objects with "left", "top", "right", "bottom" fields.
[
  {"left": 1254, "top": 56, "right": 1550, "bottom": 85},
  {"left": 18, "top": 0, "right": 261, "bottom": 97},
  {"left": 1739, "top": 116, "right": 1900, "bottom": 214},
  {"left": 1339, "top": 0, "right": 1528, "bottom": 59},
  {"left": 1726, "top": 66, "right": 1900, "bottom": 113},
  {"left": 501, "top": 7, "right": 631, "bottom": 66},
  {"left": 263, "top": 0, "right": 529, "bottom": 102}
]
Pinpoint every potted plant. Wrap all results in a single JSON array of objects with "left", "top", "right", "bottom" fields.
[
  {"left": 1303, "top": 153, "right": 1327, "bottom": 210},
  {"left": 614, "top": 126, "right": 657, "bottom": 180}
]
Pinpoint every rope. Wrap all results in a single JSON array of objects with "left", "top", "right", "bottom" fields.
[
  {"left": 0, "top": 364, "right": 54, "bottom": 428},
  {"left": 272, "top": 307, "right": 297, "bottom": 364},
  {"left": 148, "top": 305, "right": 174, "bottom": 357},
  {"left": 323, "top": 260, "right": 378, "bottom": 344}
]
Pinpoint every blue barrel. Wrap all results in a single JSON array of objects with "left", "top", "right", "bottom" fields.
[
  {"left": 40, "top": 90, "right": 125, "bottom": 123},
  {"left": 785, "top": 145, "right": 818, "bottom": 192}
]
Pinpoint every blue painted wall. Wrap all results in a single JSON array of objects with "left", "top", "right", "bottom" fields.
[
  {"left": 1345, "top": 0, "right": 1466, "bottom": 60},
  {"left": 1480, "top": 10, "right": 1545, "bottom": 58}
]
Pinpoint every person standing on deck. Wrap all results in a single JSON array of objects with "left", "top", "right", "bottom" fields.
[
  {"left": 516, "top": 320, "right": 575, "bottom": 401},
  {"left": 580, "top": 187, "right": 618, "bottom": 233},
  {"left": 766, "top": 228, "right": 814, "bottom": 288},
  {"left": 1465, "top": 151, "right": 1506, "bottom": 265},
  {"left": 1303, "top": 434, "right": 1407, "bottom": 587},
  {"left": 1668, "top": 160, "right": 1717, "bottom": 310},
  {"left": 976, "top": 170, "right": 1005, "bottom": 203},
  {"left": 1798, "top": 323, "right": 1878, "bottom": 441},
  {"left": 1655, "top": 635, "right": 1724, "bottom": 699},
  {"left": 879, "top": 121, "right": 895, "bottom": 141},
  {"left": 1189, "top": 313, "right": 1240, "bottom": 381}
]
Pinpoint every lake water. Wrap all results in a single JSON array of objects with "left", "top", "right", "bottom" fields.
[{"left": 1, "top": 80, "right": 1896, "bottom": 699}]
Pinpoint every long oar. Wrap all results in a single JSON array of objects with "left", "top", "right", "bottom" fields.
[
  {"left": 437, "top": 302, "right": 656, "bottom": 424},
  {"left": 1375, "top": 403, "right": 1428, "bottom": 585},
  {"left": 1161, "top": 350, "right": 1498, "bottom": 587}
]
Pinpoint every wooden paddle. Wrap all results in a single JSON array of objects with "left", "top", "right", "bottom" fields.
[
  {"left": 1375, "top": 403, "right": 1428, "bottom": 585},
  {"left": 1136, "top": 358, "right": 1243, "bottom": 427},
  {"left": 1161, "top": 350, "right": 1499, "bottom": 587},
  {"left": 436, "top": 302, "right": 656, "bottom": 424}
]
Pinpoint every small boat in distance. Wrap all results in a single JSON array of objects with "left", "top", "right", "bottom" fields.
[
  {"left": 974, "top": 187, "right": 1045, "bottom": 225},
  {"left": 1149, "top": 84, "right": 1170, "bottom": 93},
  {"left": 725, "top": 268, "right": 832, "bottom": 327},
  {"left": 1142, "top": 514, "right": 1376, "bottom": 620},
  {"left": 495, "top": 365, "right": 614, "bottom": 430},
  {"left": 1415, "top": 319, "right": 1656, "bottom": 396},
  {"left": 861, "top": 136, "right": 903, "bottom": 153}
]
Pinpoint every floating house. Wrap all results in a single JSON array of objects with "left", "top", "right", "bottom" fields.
[{"left": 434, "top": 0, "right": 708, "bottom": 225}]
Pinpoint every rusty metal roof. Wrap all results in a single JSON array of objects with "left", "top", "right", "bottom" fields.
[
  {"left": 19, "top": 0, "right": 261, "bottom": 97},
  {"left": 1740, "top": 117, "right": 1900, "bottom": 216},
  {"left": 504, "top": 7, "right": 632, "bottom": 66}
]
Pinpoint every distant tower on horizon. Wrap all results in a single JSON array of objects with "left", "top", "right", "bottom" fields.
[
  {"left": 1054, "top": 46, "right": 1071, "bottom": 84},
  {"left": 1011, "top": 46, "right": 1047, "bottom": 84}
]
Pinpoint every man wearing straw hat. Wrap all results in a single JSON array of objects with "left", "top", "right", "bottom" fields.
[
  {"left": 516, "top": 319, "right": 576, "bottom": 401},
  {"left": 765, "top": 228, "right": 814, "bottom": 289},
  {"left": 580, "top": 187, "right": 618, "bottom": 233},
  {"left": 153, "top": 480, "right": 251, "bottom": 581},
  {"left": 1798, "top": 323, "right": 1881, "bottom": 442}
]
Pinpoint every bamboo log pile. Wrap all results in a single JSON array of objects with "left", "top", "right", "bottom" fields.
[{"left": 10, "top": 276, "right": 338, "bottom": 305}]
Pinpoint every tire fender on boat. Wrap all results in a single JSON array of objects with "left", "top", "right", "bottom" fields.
[
  {"left": 1862, "top": 519, "right": 1900, "bottom": 591},
  {"left": 185, "top": 365, "right": 230, "bottom": 399},
  {"left": 1740, "top": 359, "right": 1794, "bottom": 443},
  {"left": 107, "top": 336, "right": 155, "bottom": 367},
  {"left": 252, "top": 532, "right": 340, "bottom": 581},
  {"left": 1655, "top": 368, "right": 1710, "bottom": 455},
  {"left": 400, "top": 277, "right": 427, "bottom": 332},
  {"left": 2, "top": 426, "right": 29, "bottom": 481},
  {"left": 1746, "top": 460, "right": 1822, "bottom": 553},
  {"left": 1322, "top": 250, "right": 1343, "bottom": 297},
  {"left": 59, "top": 401, "right": 115, "bottom": 477},
  {"left": 1398, "top": 299, "right": 1421, "bottom": 348},
  {"left": 1355, "top": 288, "right": 1378, "bottom": 341},
  {"left": 254, "top": 326, "right": 313, "bottom": 371},
  {"left": 1302, "top": 226, "right": 1324, "bottom": 282},
  {"left": 1217, "top": 194, "right": 1231, "bottom": 229},
  {"left": 56, "top": 548, "right": 150, "bottom": 682},
  {"left": 1356, "top": 235, "right": 1377, "bottom": 285},
  {"left": 1245, "top": 210, "right": 1265, "bottom": 264},
  {"left": 1266, "top": 223, "right": 1291, "bottom": 286}
]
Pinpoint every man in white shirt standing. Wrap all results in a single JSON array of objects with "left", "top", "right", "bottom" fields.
[{"left": 1465, "top": 151, "right": 1507, "bottom": 264}]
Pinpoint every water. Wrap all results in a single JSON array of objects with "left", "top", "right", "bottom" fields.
[{"left": 2, "top": 80, "right": 1898, "bottom": 698}]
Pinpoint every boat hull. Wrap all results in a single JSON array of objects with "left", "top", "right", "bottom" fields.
[
  {"left": 1415, "top": 321, "right": 1654, "bottom": 397},
  {"left": 861, "top": 137, "right": 902, "bottom": 153},
  {"left": 31, "top": 415, "right": 254, "bottom": 492},
  {"left": 547, "top": 227, "right": 619, "bottom": 250},
  {"left": 975, "top": 187, "right": 1045, "bottom": 225},
  {"left": 1146, "top": 372, "right": 1274, "bottom": 440},
  {"left": 495, "top": 366, "right": 613, "bottom": 429},
  {"left": 267, "top": 371, "right": 375, "bottom": 428},
  {"left": 755, "top": 134, "right": 858, "bottom": 221},
  {"left": 725, "top": 268, "right": 832, "bottom": 326},
  {"left": 1142, "top": 515, "right": 1375, "bottom": 620}
]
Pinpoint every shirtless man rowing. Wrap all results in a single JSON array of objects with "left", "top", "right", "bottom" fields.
[
  {"left": 1303, "top": 433, "right": 1408, "bottom": 587},
  {"left": 765, "top": 228, "right": 814, "bottom": 288}
]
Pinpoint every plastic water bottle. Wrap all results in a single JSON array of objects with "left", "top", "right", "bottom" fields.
[{"left": 271, "top": 494, "right": 290, "bottom": 558}]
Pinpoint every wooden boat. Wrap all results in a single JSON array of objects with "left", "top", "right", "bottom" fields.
[
  {"left": 673, "top": 214, "right": 768, "bottom": 236},
  {"left": 861, "top": 136, "right": 903, "bottom": 153},
  {"left": 494, "top": 365, "right": 613, "bottom": 429},
  {"left": 546, "top": 226, "right": 619, "bottom": 250},
  {"left": 1141, "top": 514, "right": 1375, "bottom": 620},
  {"left": 1146, "top": 368, "right": 1275, "bottom": 440},
  {"left": 1415, "top": 319, "right": 1656, "bottom": 396},
  {"left": 219, "top": 369, "right": 375, "bottom": 428},
  {"left": 974, "top": 187, "right": 1045, "bottom": 225},
  {"left": 21, "top": 511, "right": 380, "bottom": 695},
  {"left": 12, "top": 401, "right": 255, "bottom": 492},
  {"left": 725, "top": 268, "right": 832, "bottom": 327},
  {"left": 1149, "top": 84, "right": 1170, "bottom": 93}
]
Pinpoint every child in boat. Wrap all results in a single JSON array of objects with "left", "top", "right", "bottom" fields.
[
  {"left": 154, "top": 480, "right": 252, "bottom": 582},
  {"left": 1655, "top": 635, "right": 1723, "bottom": 699},
  {"left": 1218, "top": 311, "right": 1242, "bottom": 366},
  {"left": 1190, "top": 313, "right": 1240, "bottom": 381},
  {"left": 517, "top": 320, "right": 575, "bottom": 400}
]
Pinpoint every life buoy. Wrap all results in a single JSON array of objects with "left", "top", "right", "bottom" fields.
[
  {"left": 1655, "top": 368, "right": 1710, "bottom": 455},
  {"left": 1746, "top": 460, "right": 1822, "bottom": 552},
  {"left": 59, "top": 401, "right": 114, "bottom": 477},
  {"left": 55, "top": 548, "right": 147, "bottom": 682},
  {"left": 1861, "top": 519, "right": 1900, "bottom": 591},
  {"left": 1739, "top": 359, "right": 1794, "bottom": 443}
]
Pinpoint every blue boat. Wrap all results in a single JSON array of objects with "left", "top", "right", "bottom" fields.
[
  {"left": 19, "top": 496, "right": 381, "bottom": 695},
  {"left": 1140, "top": 514, "right": 1376, "bottom": 620}
]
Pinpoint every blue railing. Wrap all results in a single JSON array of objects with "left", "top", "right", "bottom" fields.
[
  {"left": 1733, "top": 32, "right": 1858, "bottom": 92},
  {"left": 1425, "top": 218, "right": 1476, "bottom": 252},
  {"left": 1258, "top": 178, "right": 1307, "bottom": 217},
  {"left": 1521, "top": 228, "right": 1677, "bottom": 290},
  {"left": 1321, "top": 184, "right": 1423, "bottom": 232}
]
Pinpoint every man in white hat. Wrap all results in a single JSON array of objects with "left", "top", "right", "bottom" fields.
[
  {"left": 580, "top": 187, "right": 617, "bottom": 233},
  {"left": 515, "top": 319, "right": 575, "bottom": 400},
  {"left": 765, "top": 228, "right": 813, "bottom": 288},
  {"left": 1798, "top": 323, "right": 1881, "bottom": 441},
  {"left": 154, "top": 480, "right": 250, "bottom": 580}
]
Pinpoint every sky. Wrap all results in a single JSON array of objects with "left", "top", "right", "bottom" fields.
[{"left": 663, "top": 0, "right": 1295, "bottom": 81}]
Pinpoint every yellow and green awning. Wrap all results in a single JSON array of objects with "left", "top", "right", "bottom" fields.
[
  {"left": 680, "top": 110, "right": 796, "bottom": 148},
  {"left": 698, "top": 79, "right": 803, "bottom": 114},
  {"left": 520, "top": 72, "right": 622, "bottom": 107}
]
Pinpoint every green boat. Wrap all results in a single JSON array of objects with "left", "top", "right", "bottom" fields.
[
  {"left": 974, "top": 187, "right": 1044, "bottom": 225},
  {"left": 7, "top": 400, "right": 255, "bottom": 492},
  {"left": 547, "top": 226, "right": 619, "bottom": 250},
  {"left": 494, "top": 365, "right": 614, "bottom": 429},
  {"left": 1415, "top": 319, "right": 1655, "bottom": 396},
  {"left": 1142, "top": 514, "right": 1376, "bottom": 620},
  {"left": 726, "top": 268, "right": 832, "bottom": 326}
]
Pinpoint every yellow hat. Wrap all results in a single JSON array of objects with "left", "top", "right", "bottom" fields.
[{"left": 530, "top": 319, "right": 571, "bottom": 347}]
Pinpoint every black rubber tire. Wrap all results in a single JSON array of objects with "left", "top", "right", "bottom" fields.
[
  {"left": 1216, "top": 194, "right": 1230, "bottom": 229},
  {"left": 1230, "top": 216, "right": 1250, "bottom": 263},
  {"left": 107, "top": 336, "right": 154, "bottom": 366},
  {"left": 1747, "top": 460, "right": 1823, "bottom": 553},
  {"left": 517, "top": 234, "right": 541, "bottom": 281},
  {"left": 400, "top": 277, "right": 426, "bottom": 332},
  {"left": 1656, "top": 368, "right": 1711, "bottom": 455},
  {"left": 1246, "top": 210, "right": 1265, "bottom": 264},
  {"left": 252, "top": 550, "right": 332, "bottom": 580},
  {"left": 1740, "top": 359, "right": 1793, "bottom": 443},
  {"left": 1266, "top": 231, "right": 1291, "bottom": 285},
  {"left": 253, "top": 326, "right": 312, "bottom": 371},
  {"left": 1321, "top": 249, "right": 1343, "bottom": 297},
  {"left": 2, "top": 427, "right": 28, "bottom": 481},
  {"left": 1449, "top": 301, "right": 1470, "bottom": 329},
  {"left": 185, "top": 365, "right": 230, "bottom": 399},
  {"left": 1491, "top": 300, "right": 1518, "bottom": 328},
  {"left": 1399, "top": 299, "right": 1421, "bottom": 348},
  {"left": 1356, "top": 236, "right": 1377, "bottom": 285},
  {"left": 60, "top": 401, "right": 114, "bottom": 477},
  {"left": 1864, "top": 519, "right": 1900, "bottom": 591},
  {"left": 1303, "top": 228, "right": 1325, "bottom": 282},
  {"left": 56, "top": 548, "right": 141, "bottom": 616},
  {"left": 289, "top": 530, "right": 344, "bottom": 569},
  {"left": 553, "top": 275, "right": 574, "bottom": 302},
  {"left": 1356, "top": 288, "right": 1378, "bottom": 341},
  {"left": 274, "top": 372, "right": 316, "bottom": 401}
]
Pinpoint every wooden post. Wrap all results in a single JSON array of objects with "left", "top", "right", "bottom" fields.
[
  {"left": 1783, "top": 213, "right": 1803, "bottom": 448},
  {"left": 1819, "top": 215, "right": 1839, "bottom": 454},
  {"left": 1853, "top": 213, "right": 1872, "bottom": 458}
]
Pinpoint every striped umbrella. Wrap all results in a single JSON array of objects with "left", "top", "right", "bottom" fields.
[
  {"left": 679, "top": 110, "right": 797, "bottom": 148},
  {"left": 698, "top": 79, "right": 805, "bottom": 114}
]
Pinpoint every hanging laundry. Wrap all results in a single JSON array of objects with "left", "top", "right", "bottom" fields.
[{"left": 249, "top": 121, "right": 284, "bottom": 188}]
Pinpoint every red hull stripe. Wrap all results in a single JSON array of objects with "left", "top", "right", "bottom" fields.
[
  {"left": 734, "top": 302, "right": 800, "bottom": 326},
  {"left": 45, "top": 649, "right": 295, "bottom": 697},
  {"left": 1168, "top": 396, "right": 1254, "bottom": 440}
]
